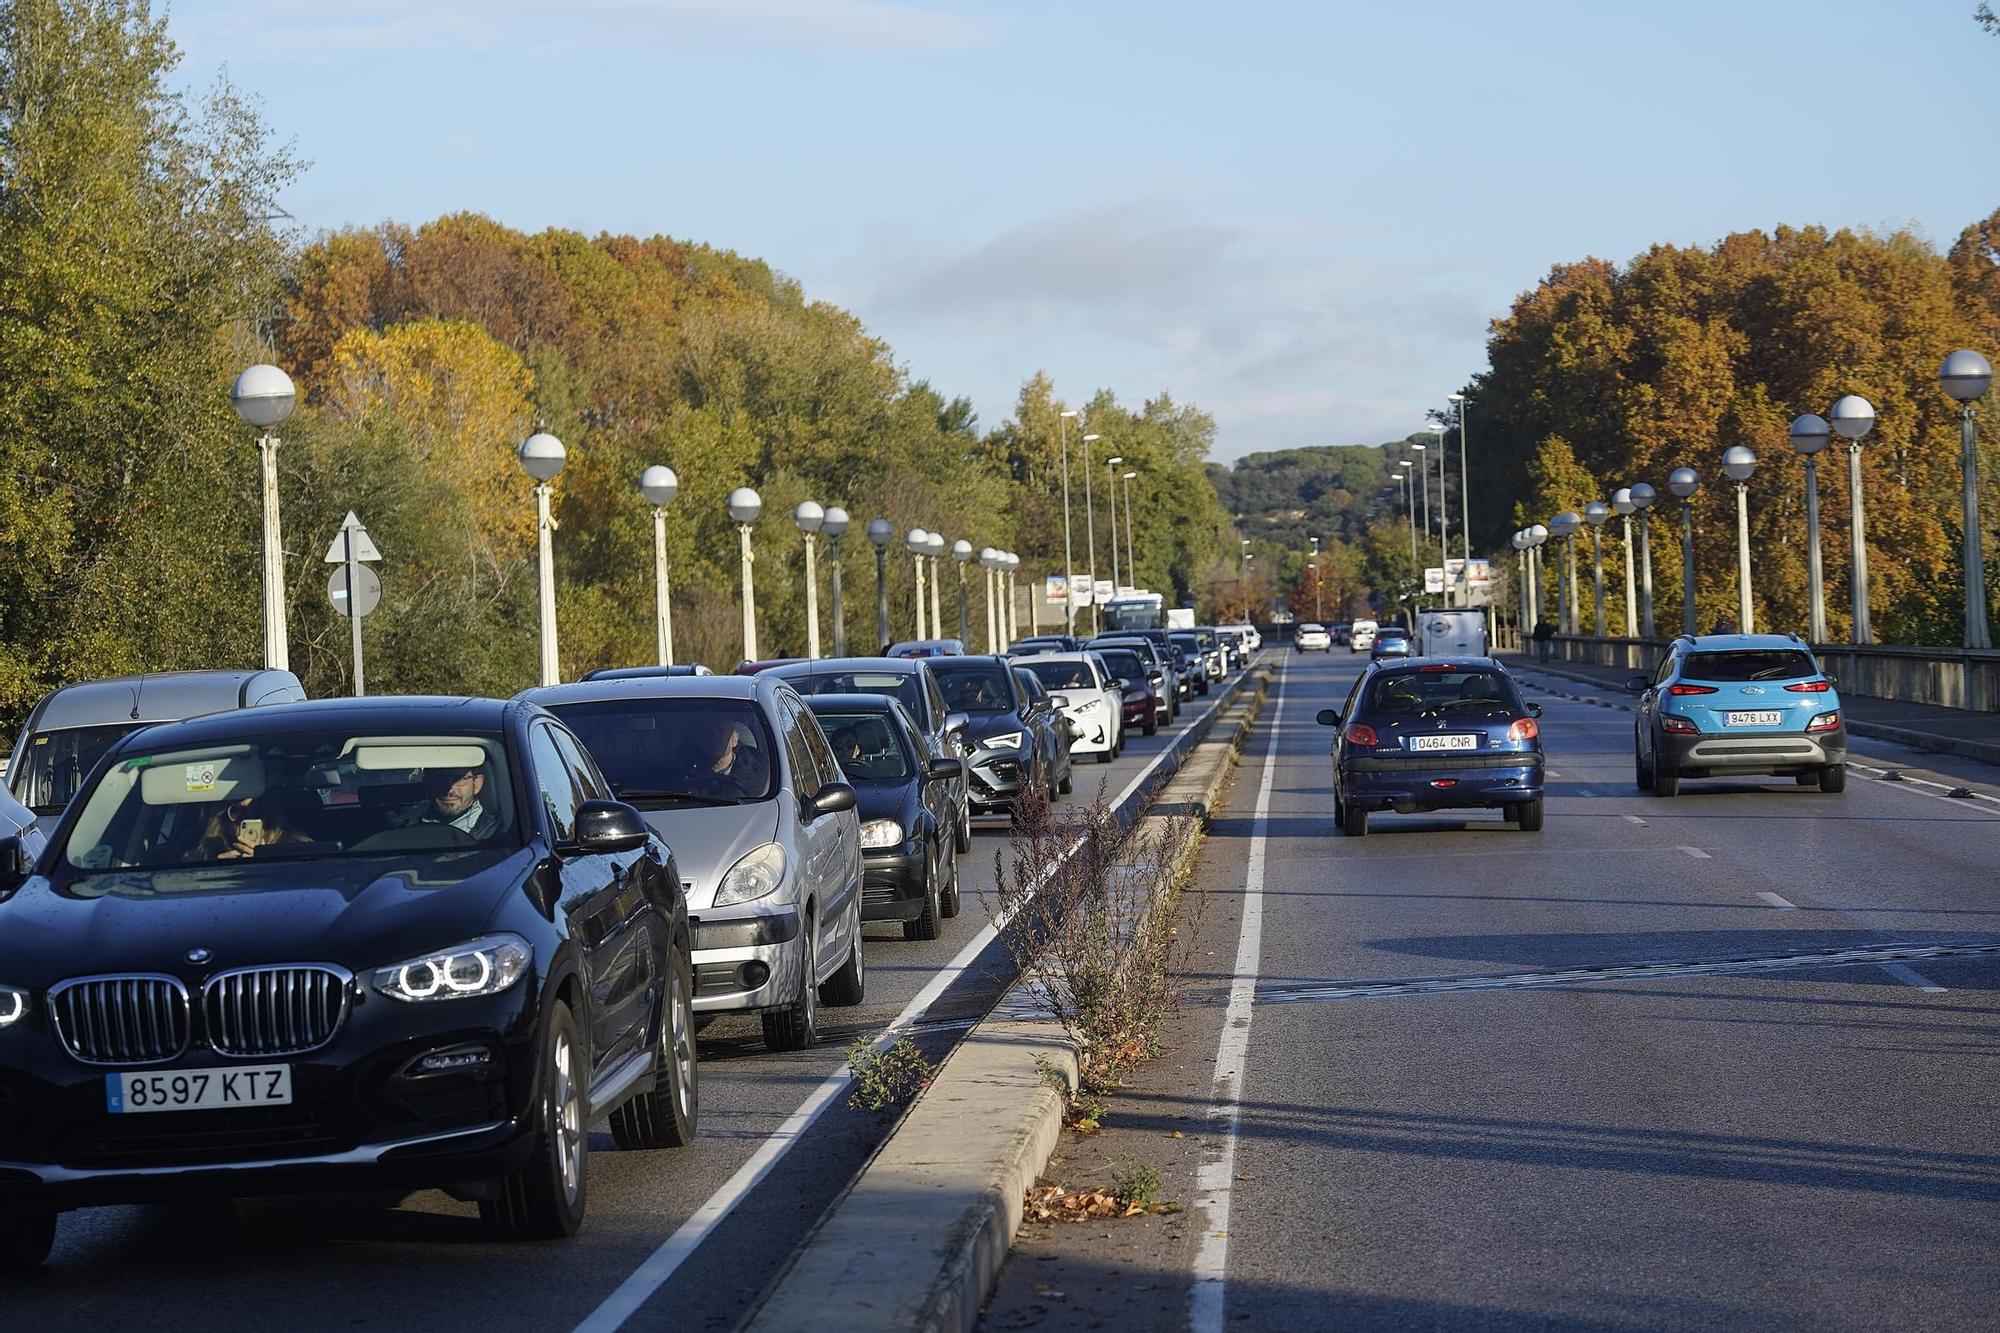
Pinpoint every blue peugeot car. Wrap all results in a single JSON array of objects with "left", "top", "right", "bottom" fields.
[
  {"left": 1628, "top": 633, "right": 1848, "bottom": 796},
  {"left": 1317, "top": 658, "right": 1545, "bottom": 835}
]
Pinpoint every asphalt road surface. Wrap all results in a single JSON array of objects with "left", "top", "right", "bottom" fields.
[
  {"left": 7, "top": 675, "right": 1249, "bottom": 1332},
  {"left": 1181, "top": 650, "right": 2000, "bottom": 1331}
]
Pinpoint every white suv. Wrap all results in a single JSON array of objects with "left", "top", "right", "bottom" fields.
[{"left": 1295, "top": 623, "right": 1332, "bottom": 652}]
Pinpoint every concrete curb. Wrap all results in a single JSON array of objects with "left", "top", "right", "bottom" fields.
[
  {"left": 1513, "top": 659, "right": 2000, "bottom": 766},
  {"left": 745, "top": 660, "right": 1279, "bottom": 1333}
]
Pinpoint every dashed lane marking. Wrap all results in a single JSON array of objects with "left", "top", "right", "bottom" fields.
[
  {"left": 1879, "top": 961, "right": 1949, "bottom": 993},
  {"left": 1622, "top": 814, "right": 1647, "bottom": 826},
  {"left": 1756, "top": 891, "right": 1799, "bottom": 910},
  {"left": 1678, "top": 846, "right": 1712, "bottom": 859}
]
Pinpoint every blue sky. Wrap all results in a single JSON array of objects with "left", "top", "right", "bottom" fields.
[{"left": 170, "top": 1, "right": 1998, "bottom": 462}]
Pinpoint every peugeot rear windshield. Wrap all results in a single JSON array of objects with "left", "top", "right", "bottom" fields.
[
  {"left": 1363, "top": 669, "right": 1519, "bottom": 716},
  {"left": 1682, "top": 650, "right": 1817, "bottom": 682}
]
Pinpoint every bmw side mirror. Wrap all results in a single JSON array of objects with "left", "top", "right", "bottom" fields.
[
  {"left": 1624, "top": 675, "right": 1649, "bottom": 693},
  {"left": 927, "top": 757, "right": 963, "bottom": 782},
  {"left": 1315, "top": 709, "right": 1341, "bottom": 727},
  {"left": 810, "top": 782, "right": 858, "bottom": 819},
  {"left": 571, "top": 799, "right": 649, "bottom": 855},
  {"left": 0, "top": 836, "right": 31, "bottom": 892}
]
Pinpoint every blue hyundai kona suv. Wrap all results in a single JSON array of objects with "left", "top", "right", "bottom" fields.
[
  {"left": 1628, "top": 633, "right": 1847, "bottom": 796},
  {"left": 1318, "top": 658, "right": 1545, "bottom": 835}
]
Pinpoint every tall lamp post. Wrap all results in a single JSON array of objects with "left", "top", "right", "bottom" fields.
[
  {"left": 867, "top": 518, "right": 894, "bottom": 652},
  {"left": 823, "top": 507, "right": 850, "bottom": 657},
  {"left": 1003, "top": 553, "right": 1020, "bottom": 643},
  {"left": 1510, "top": 531, "right": 1527, "bottom": 638},
  {"left": 1433, "top": 434, "right": 1450, "bottom": 603},
  {"left": 1082, "top": 432, "right": 1102, "bottom": 633},
  {"left": 1105, "top": 455, "right": 1125, "bottom": 590},
  {"left": 1788, "top": 414, "right": 1832, "bottom": 643},
  {"left": 795, "top": 501, "right": 825, "bottom": 658},
  {"left": 925, "top": 531, "right": 946, "bottom": 637},
  {"left": 1629, "top": 482, "right": 1658, "bottom": 637},
  {"left": 1527, "top": 523, "right": 1549, "bottom": 631},
  {"left": 1722, "top": 446, "right": 1757, "bottom": 633},
  {"left": 1550, "top": 512, "right": 1582, "bottom": 635},
  {"left": 906, "top": 528, "right": 930, "bottom": 641},
  {"left": 1121, "top": 470, "right": 1138, "bottom": 588},
  {"left": 1668, "top": 468, "right": 1700, "bottom": 636},
  {"left": 1583, "top": 501, "right": 1611, "bottom": 636},
  {"left": 952, "top": 539, "right": 973, "bottom": 642},
  {"left": 1058, "top": 409, "right": 1078, "bottom": 630},
  {"left": 640, "top": 465, "right": 678, "bottom": 665},
  {"left": 1414, "top": 442, "right": 1431, "bottom": 540},
  {"left": 1612, "top": 488, "right": 1638, "bottom": 636},
  {"left": 1449, "top": 392, "right": 1471, "bottom": 576},
  {"left": 728, "top": 487, "right": 762, "bottom": 663},
  {"left": 232, "top": 364, "right": 297, "bottom": 672},
  {"left": 519, "top": 431, "right": 567, "bottom": 686},
  {"left": 980, "top": 548, "right": 1000, "bottom": 651},
  {"left": 1395, "top": 464, "right": 1417, "bottom": 560},
  {"left": 1941, "top": 350, "right": 1993, "bottom": 650},
  {"left": 1830, "top": 394, "right": 1876, "bottom": 643}
]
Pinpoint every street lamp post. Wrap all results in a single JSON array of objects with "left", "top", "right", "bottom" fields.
[
  {"left": 519, "top": 430, "right": 567, "bottom": 686},
  {"left": 1550, "top": 512, "right": 1582, "bottom": 635},
  {"left": 1941, "top": 350, "right": 1994, "bottom": 650},
  {"left": 1058, "top": 410, "right": 1078, "bottom": 630},
  {"left": 906, "top": 528, "right": 930, "bottom": 641},
  {"left": 1105, "top": 456, "right": 1124, "bottom": 590},
  {"left": 823, "top": 507, "right": 850, "bottom": 657},
  {"left": 1584, "top": 501, "right": 1611, "bottom": 636},
  {"left": 1612, "top": 488, "right": 1638, "bottom": 636},
  {"left": 1082, "top": 432, "right": 1102, "bottom": 633},
  {"left": 1003, "top": 553, "right": 1020, "bottom": 643},
  {"left": 1788, "top": 414, "right": 1832, "bottom": 643},
  {"left": 1722, "top": 447, "right": 1757, "bottom": 633},
  {"left": 1449, "top": 392, "right": 1471, "bottom": 577},
  {"left": 980, "top": 548, "right": 1000, "bottom": 651},
  {"left": 640, "top": 466, "right": 679, "bottom": 664},
  {"left": 1511, "top": 531, "right": 1528, "bottom": 638},
  {"left": 1434, "top": 436, "right": 1450, "bottom": 603},
  {"left": 1830, "top": 394, "right": 1876, "bottom": 643},
  {"left": 1121, "top": 470, "right": 1138, "bottom": 588},
  {"left": 1527, "top": 523, "right": 1549, "bottom": 633},
  {"left": 1668, "top": 469, "right": 1700, "bottom": 636},
  {"left": 1630, "top": 482, "right": 1658, "bottom": 638},
  {"left": 795, "top": 501, "right": 825, "bottom": 658},
  {"left": 728, "top": 487, "right": 762, "bottom": 663},
  {"left": 1396, "top": 465, "right": 1417, "bottom": 560},
  {"left": 953, "top": 539, "right": 973, "bottom": 642},
  {"left": 231, "top": 364, "right": 297, "bottom": 672},
  {"left": 1414, "top": 442, "right": 1431, "bottom": 541},
  {"left": 867, "top": 518, "right": 894, "bottom": 652},
  {"left": 926, "top": 532, "right": 945, "bottom": 637}
]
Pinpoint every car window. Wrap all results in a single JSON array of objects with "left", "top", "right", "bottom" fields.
[
  {"left": 1654, "top": 654, "right": 1679, "bottom": 687},
  {"left": 810, "top": 710, "right": 913, "bottom": 781},
  {"left": 1682, "top": 650, "right": 1817, "bottom": 682},
  {"left": 543, "top": 697, "right": 776, "bottom": 805},
  {"left": 1016, "top": 670, "right": 1047, "bottom": 704},
  {"left": 1098, "top": 651, "right": 1146, "bottom": 682},
  {"left": 777, "top": 698, "right": 823, "bottom": 801},
  {"left": 550, "top": 726, "right": 611, "bottom": 802},
  {"left": 1024, "top": 660, "right": 1097, "bottom": 691},
  {"left": 933, "top": 665, "right": 1015, "bottom": 713},
  {"left": 531, "top": 725, "right": 582, "bottom": 844},
  {"left": 797, "top": 701, "right": 844, "bottom": 789},
  {"left": 11, "top": 722, "right": 146, "bottom": 815},
  {"left": 1362, "top": 670, "right": 1518, "bottom": 716},
  {"left": 924, "top": 670, "right": 948, "bottom": 727},
  {"left": 1341, "top": 673, "right": 1367, "bottom": 719}
]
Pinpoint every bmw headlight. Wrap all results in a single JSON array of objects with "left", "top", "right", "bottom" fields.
[
  {"left": 859, "top": 818, "right": 905, "bottom": 849},
  {"left": 982, "top": 731, "right": 1024, "bottom": 753},
  {"left": 714, "top": 841, "right": 787, "bottom": 906},
  {"left": 0, "top": 986, "right": 27, "bottom": 1028},
  {"left": 374, "top": 934, "right": 531, "bottom": 1003}
]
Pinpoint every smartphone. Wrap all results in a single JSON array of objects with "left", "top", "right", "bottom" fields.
[{"left": 237, "top": 818, "right": 264, "bottom": 844}]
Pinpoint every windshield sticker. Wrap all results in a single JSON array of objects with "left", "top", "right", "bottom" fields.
[{"left": 183, "top": 762, "right": 219, "bottom": 793}]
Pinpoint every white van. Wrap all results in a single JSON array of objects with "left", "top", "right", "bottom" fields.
[
  {"left": 1416, "top": 609, "right": 1491, "bottom": 659},
  {"left": 1349, "top": 620, "right": 1378, "bottom": 652}
]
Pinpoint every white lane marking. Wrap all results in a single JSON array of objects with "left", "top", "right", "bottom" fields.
[
  {"left": 1677, "top": 846, "right": 1712, "bottom": 859},
  {"left": 576, "top": 673, "right": 1251, "bottom": 1332},
  {"left": 1188, "top": 683, "right": 1285, "bottom": 1333},
  {"left": 1879, "top": 962, "right": 1948, "bottom": 994},
  {"left": 1756, "top": 891, "right": 1798, "bottom": 910},
  {"left": 1622, "top": 815, "right": 1647, "bottom": 826}
]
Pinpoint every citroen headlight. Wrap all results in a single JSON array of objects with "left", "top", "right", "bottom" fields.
[
  {"left": 859, "top": 818, "right": 905, "bottom": 849},
  {"left": 374, "top": 934, "right": 530, "bottom": 1003},
  {"left": 714, "top": 841, "right": 786, "bottom": 906},
  {"left": 0, "top": 986, "right": 28, "bottom": 1028},
  {"left": 982, "top": 731, "right": 1024, "bottom": 753}
]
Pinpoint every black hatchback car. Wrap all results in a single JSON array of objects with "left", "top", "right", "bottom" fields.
[
  {"left": 1318, "top": 659, "right": 1546, "bottom": 834},
  {"left": 0, "top": 697, "right": 695, "bottom": 1266},
  {"left": 804, "top": 695, "right": 963, "bottom": 940}
]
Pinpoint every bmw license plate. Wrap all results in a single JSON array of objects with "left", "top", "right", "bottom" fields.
[
  {"left": 1724, "top": 711, "right": 1782, "bottom": 727},
  {"left": 1407, "top": 734, "right": 1478, "bottom": 752},
  {"left": 107, "top": 1065, "right": 292, "bottom": 1114}
]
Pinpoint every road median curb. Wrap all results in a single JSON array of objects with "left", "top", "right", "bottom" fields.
[{"left": 744, "top": 659, "right": 1278, "bottom": 1333}]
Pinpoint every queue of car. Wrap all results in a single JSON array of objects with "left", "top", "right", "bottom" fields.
[{"left": 0, "top": 629, "right": 1254, "bottom": 1266}]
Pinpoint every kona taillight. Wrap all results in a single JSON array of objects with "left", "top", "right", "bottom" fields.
[
  {"left": 1784, "top": 680, "right": 1831, "bottom": 693},
  {"left": 1668, "top": 683, "right": 1717, "bottom": 695},
  {"left": 1507, "top": 718, "right": 1539, "bottom": 741},
  {"left": 1345, "top": 723, "right": 1379, "bottom": 747},
  {"left": 1806, "top": 711, "right": 1841, "bottom": 733},
  {"left": 1661, "top": 715, "right": 1699, "bottom": 734}
]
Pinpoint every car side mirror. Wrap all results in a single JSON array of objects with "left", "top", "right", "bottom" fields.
[
  {"left": 1527, "top": 703, "right": 1543, "bottom": 718},
  {"left": 1315, "top": 709, "right": 1341, "bottom": 727},
  {"left": 945, "top": 711, "right": 969, "bottom": 735},
  {"left": 1049, "top": 692, "right": 1071, "bottom": 710},
  {"left": 571, "top": 799, "right": 649, "bottom": 855},
  {"left": 0, "top": 836, "right": 32, "bottom": 892},
  {"left": 1624, "top": 675, "right": 1649, "bottom": 693},
  {"left": 927, "top": 757, "right": 963, "bottom": 781},
  {"left": 810, "top": 782, "right": 858, "bottom": 819}
]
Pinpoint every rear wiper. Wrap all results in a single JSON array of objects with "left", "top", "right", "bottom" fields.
[
  {"left": 1431, "top": 697, "right": 1504, "bottom": 711},
  {"left": 614, "top": 788, "right": 742, "bottom": 806}
]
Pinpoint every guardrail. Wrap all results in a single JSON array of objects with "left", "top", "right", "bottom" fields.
[{"left": 1538, "top": 634, "right": 2000, "bottom": 712}]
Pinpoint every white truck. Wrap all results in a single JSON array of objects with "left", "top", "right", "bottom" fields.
[
  {"left": 1166, "top": 607, "right": 1197, "bottom": 631},
  {"left": 1416, "top": 608, "right": 1491, "bottom": 659}
]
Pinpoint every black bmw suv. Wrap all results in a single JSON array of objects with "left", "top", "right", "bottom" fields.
[{"left": 0, "top": 697, "right": 696, "bottom": 1266}]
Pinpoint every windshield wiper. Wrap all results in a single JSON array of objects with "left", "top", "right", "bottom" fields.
[
  {"left": 613, "top": 788, "right": 743, "bottom": 806},
  {"left": 1430, "top": 697, "right": 1505, "bottom": 711}
]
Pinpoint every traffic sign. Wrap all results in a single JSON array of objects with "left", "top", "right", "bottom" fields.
[
  {"left": 323, "top": 512, "right": 381, "bottom": 564},
  {"left": 328, "top": 564, "right": 382, "bottom": 618}
]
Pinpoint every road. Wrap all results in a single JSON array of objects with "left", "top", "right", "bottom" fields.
[
  {"left": 986, "top": 648, "right": 2000, "bottom": 1332},
  {"left": 10, "top": 675, "right": 1249, "bottom": 1332}
]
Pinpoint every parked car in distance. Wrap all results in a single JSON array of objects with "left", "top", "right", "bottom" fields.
[
  {"left": 581, "top": 664, "right": 715, "bottom": 680},
  {"left": 1628, "top": 634, "right": 1848, "bottom": 796},
  {"left": 1349, "top": 620, "right": 1378, "bottom": 652},
  {"left": 804, "top": 695, "right": 962, "bottom": 940},
  {"left": 1008, "top": 635, "right": 1084, "bottom": 656},
  {"left": 1295, "top": 623, "right": 1333, "bottom": 652},
  {"left": 886, "top": 639, "right": 965, "bottom": 659},
  {"left": 521, "top": 675, "right": 865, "bottom": 1052},
  {"left": 1371, "top": 627, "right": 1412, "bottom": 660},
  {"left": 1092, "top": 646, "right": 1163, "bottom": 737},
  {"left": 768, "top": 659, "right": 971, "bottom": 853},
  {"left": 1415, "top": 609, "right": 1490, "bottom": 659},
  {"left": 1017, "top": 653, "right": 1122, "bottom": 762},
  {"left": 1330, "top": 622, "right": 1353, "bottom": 647},
  {"left": 7, "top": 669, "right": 307, "bottom": 826},
  {"left": 1319, "top": 659, "right": 1546, "bottom": 835},
  {"left": 1170, "top": 632, "right": 1216, "bottom": 694},
  {"left": 0, "top": 695, "right": 696, "bottom": 1264},
  {"left": 926, "top": 656, "right": 1049, "bottom": 820},
  {"left": 1012, "top": 666, "right": 1077, "bottom": 799}
]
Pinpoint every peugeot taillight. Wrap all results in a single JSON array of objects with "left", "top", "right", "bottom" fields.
[
  {"left": 1784, "top": 679, "right": 1831, "bottom": 693},
  {"left": 1806, "top": 710, "right": 1841, "bottom": 733},
  {"left": 1667, "top": 683, "right": 1717, "bottom": 695},
  {"left": 1344, "top": 722, "right": 1379, "bottom": 747},
  {"left": 1507, "top": 717, "right": 1539, "bottom": 742}
]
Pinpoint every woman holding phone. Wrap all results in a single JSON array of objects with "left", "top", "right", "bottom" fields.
[{"left": 194, "top": 797, "right": 304, "bottom": 860}]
